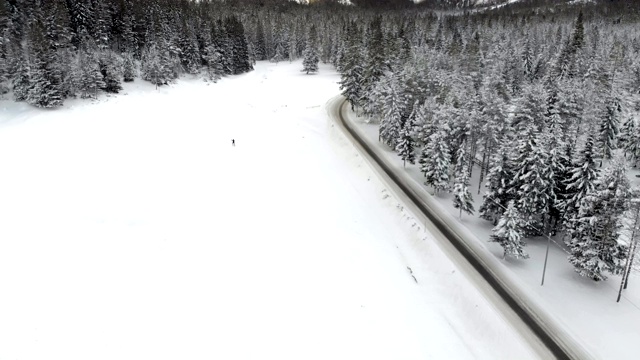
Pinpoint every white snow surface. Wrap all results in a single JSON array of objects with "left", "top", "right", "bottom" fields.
[{"left": 0, "top": 61, "right": 540, "bottom": 360}]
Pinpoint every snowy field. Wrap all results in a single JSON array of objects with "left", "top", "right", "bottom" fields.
[
  {"left": 0, "top": 61, "right": 542, "bottom": 359},
  {"left": 345, "top": 105, "right": 640, "bottom": 359}
]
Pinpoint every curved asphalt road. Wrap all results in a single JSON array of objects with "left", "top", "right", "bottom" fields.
[{"left": 329, "top": 96, "right": 587, "bottom": 360}]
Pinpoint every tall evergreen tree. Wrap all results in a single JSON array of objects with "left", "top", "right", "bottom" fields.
[
  {"left": 490, "top": 200, "right": 529, "bottom": 260},
  {"left": 563, "top": 135, "right": 600, "bottom": 228},
  {"left": 553, "top": 142, "right": 575, "bottom": 232},
  {"left": 205, "top": 43, "right": 223, "bottom": 82},
  {"left": 453, "top": 163, "right": 475, "bottom": 218},
  {"left": 422, "top": 127, "right": 450, "bottom": 195},
  {"left": 99, "top": 51, "right": 122, "bottom": 93},
  {"left": 512, "top": 82, "right": 547, "bottom": 132},
  {"left": 378, "top": 71, "right": 405, "bottom": 147},
  {"left": 271, "top": 41, "right": 285, "bottom": 64},
  {"left": 255, "top": 19, "right": 266, "bottom": 61},
  {"left": 77, "top": 46, "right": 105, "bottom": 99},
  {"left": 26, "top": 12, "right": 63, "bottom": 108},
  {"left": 301, "top": 26, "right": 318, "bottom": 75},
  {"left": 360, "top": 16, "right": 385, "bottom": 106},
  {"left": 624, "top": 119, "right": 640, "bottom": 167},
  {"left": 178, "top": 21, "right": 201, "bottom": 75},
  {"left": 555, "top": 12, "right": 585, "bottom": 79},
  {"left": 93, "top": 0, "right": 110, "bottom": 51},
  {"left": 225, "top": 16, "right": 252, "bottom": 75},
  {"left": 339, "top": 33, "right": 363, "bottom": 111},
  {"left": 619, "top": 116, "right": 636, "bottom": 157},
  {"left": 67, "top": 0, "right": 94, "bottom": 48},
  {"left": 568, "top": 157, "right": 630, "bottom": 281},
  {"left": 141, "top": 43, "right": 167, "bottom": 87},
  {"left": 12, "top": 53, "right": 31, "bottom": 102},
  {"left": 480, "top": 141, "right": 514, "bottom": 225},
  {"left": 123, "top": 52, "right": 135, "bottom": 82},
  {"left": 396, "top": 106, "right": 416, "bottom": 168},
  {"left": 598, "top": 96, "right": 621, "bottom": 162},
  {"left": 120, "top": 1, "right": 136, "bottom": 55}
]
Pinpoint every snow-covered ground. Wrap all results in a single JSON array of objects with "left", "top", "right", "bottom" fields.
[
  {"left": 344, "top": 105, "right": 640, "bottom": 360},
  {"left": 0, "top": 61, "right": 542, "bottom": 359}
]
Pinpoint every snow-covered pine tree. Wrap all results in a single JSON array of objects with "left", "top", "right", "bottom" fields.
[
  {"left": 332, "top": 35, "right": 345, "bottom": 71},
  {"left": 477, "top": 89, "right": 507, "bottom": 193},
  {"left": 504, "top": 43, "right": 525, "bottom": 97},
  {"left": 553, "top": 142, "right": 575, "bottom": 232},
  {"left": 562, "top": 134, "right": 600, "bottom": 230},
  {"left": 379, "top": 71, "right": 405, "bottom": 148},
  {"left": 287, "top": 26, "right": 298, "bottom": 63},
  {"left": 630, "top": 57, "right": 640, "bottom": 95},
  {"left": 360, "top": 16, "right": 385, "bottom": 107},
  {"left": 453, "top": 163, "right": 475, "bottom": 218},
  {"left": 619, "top": 116, "right": 635, "bottom": 157},
  {"left": 440, "top": 95, "right": 469, "bottom": 167},
  {"left": 598, "top": 96, "right": 621, "bottom": 163},
  {"left": 0, "top": 0, "right": 7, "bottom": 95},
  {"left": 568, "top": 156, "right": 630, "bottom": 281},
  {"left": 522, "top": 39, "right": 535, "bottom": 83},
  {"left": 78, "top": 48, "right": 105, "bottom": 99},
  {"left": 422, "top": 127, "right": 450, "bottom": 195},
  {"left": 510, "top": 124, "right": 552, "bottom": 232},
  {"left": 13, "top": 49, "right": 31, "bottom": 102},
  {"left": 205, "top": 43, "right": 223, "bottom": 82},
  {"left": 0, "top": 58, "right": 5, "bottom": 96},
  {"left": 43, "top": 0, "right": 73, "bottom": 98},
  {"left": 25, "top": 10, "right": 64, "bottom": 108},
  {"left": 224, "top": 16, "right": 252, "bottom": 75},
  {"left": 395, "top": 25, "right": 411, "bottom": 66},
  {"left": 93, "top": 0, "right": 110, "bottom": 51},
  {"left": 619, "top": 190, "right": 640, "bottom": 301},
  {"left": 554, "top": 12, "right": 584, "bottom": 80},
  {"left": 142, "top": 44, "right": 166, "bottom": 87},
  {"left": 396, "top": 106, "right": 416, "bottom": 168},
  {"left": 512, "top": 82, "right": 547, "bottom": 132},
  {"left": 26, "top": 51, "right": 58, "bottom": 108},
  {"left": 362, "top": 71, "right": 386, "bottom": 121},
  {"left": 555, "top": 80, "right": 584, "bottom": 138},
  {"left": 302, "top": 27, "right": 319, "bottom": 75},
  {"left": 271, "top": 40, "right": 285, "bottom": 64},
  {"left": 339, "top": 28, "right": 363, "bottom": 111},
  {"left": 67, "top": 0, "right": 93, "bottom": 48},
  {"left": 624, "top": 118, "right": 640, "bottom": 167},
  {"left": 489, "top": 200, "right": 529, "bottom": 260},
  {"left": 540, "top": 122, "right": 566, "bottom": 233},
  {"left": 215, "top": 20, "right": 234, "bottom": 75},
  {"left": 414, "top": 98, "right": 437, "bottom": 142},
  {"left": 255, "top": 19, "right": 266, "bottom": 61},
  {"left": 178, "top": 22, "right": 201, "bottom": 75},
  {"left": 453, "top": 139, "right": 469, "bottom": 183},
  {"left": 99, "top": 52, "right": 122, "bottom": 93},
  {"left": 400, "top": 59, "right": 429, "bottom": 107},
  {"left": 123, "top": 52, "right": 136, "bottom": 82},
  {"left": 480, "top": 141, "right": 515, "bottom": 225},
  {"left": 120, "top": 3, "right": 136, "bottom": 55}
]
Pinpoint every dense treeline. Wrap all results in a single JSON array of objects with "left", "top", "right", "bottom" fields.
[
  {"left": 0, "top": 0, "right": 350, "bottom": 106},
  {"left": 0, "top": 0, "right": 260, "bottom": 106},
  {"left": 337, "top": 1, "right": 640, "bottom": 284}
]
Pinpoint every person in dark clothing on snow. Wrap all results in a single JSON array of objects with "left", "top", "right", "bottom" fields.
[{"left": 232, "top": 139, "right": 235, "bottom": 146}]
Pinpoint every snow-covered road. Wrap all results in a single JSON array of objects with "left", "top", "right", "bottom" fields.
[{"left": 1, "top": 61, "right": 540, "bottom": 359}]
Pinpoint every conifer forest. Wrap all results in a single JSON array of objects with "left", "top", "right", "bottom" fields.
[{"left": 2, "top": 0, "right": 640, "bottom": 284}]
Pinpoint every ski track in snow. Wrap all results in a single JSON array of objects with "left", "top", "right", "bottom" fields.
[{"left": 0, "top": 61, "right": 539, "bottom": 360}]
